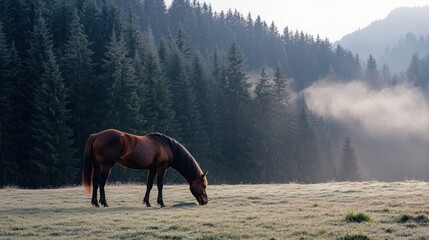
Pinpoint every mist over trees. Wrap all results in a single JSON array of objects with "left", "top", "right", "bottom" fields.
[{"left": 0, "top": 0, "right": 425, "bottom": 188}]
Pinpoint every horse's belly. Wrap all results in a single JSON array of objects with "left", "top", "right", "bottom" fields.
[
  {"left": 117, "top": 155, "right": 152, "bottom": 170},
  {"left": 118, "top": 159, "right": 150, "bottom": 169}
]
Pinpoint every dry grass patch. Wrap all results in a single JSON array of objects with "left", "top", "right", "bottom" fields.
[
  {"left": 337, "top": 235, "right": 370, "bottom": 240},
  {"left": 345, "top": 212, "right": 371, "bottom": 223},
  {"left": 1, "top": 181, "right": 429, "bottom": 239}
]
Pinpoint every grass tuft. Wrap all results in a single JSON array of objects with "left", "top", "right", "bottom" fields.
[
  {"left": 398, "top": 214, "right": 429, "bottom": 223},
  {"left": 337, "top": 235, "right": 370, "bottom": 240},
  {"left": 414, "top": 215, "right": 429, "bottom": 223},
  {"left": 345, "top": 212, "right": 371, "bottom": 223},
  {"left": 399, "top": 214, "right": 413, "bottom": 223}
]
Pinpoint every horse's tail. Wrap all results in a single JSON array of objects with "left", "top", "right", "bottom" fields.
[{"left": 82, "top": 134, "right": 97, "bottom": 193}]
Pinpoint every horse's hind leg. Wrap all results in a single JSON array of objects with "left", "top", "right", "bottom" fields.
[
  {"left": 143, "top": 169, "right": 156, "bottom": 207},
  {"left": 98, "top": 167, "right": 112, "bottom": 207},
  {"left": 91, "top": 166, "right": 100, "bottom": 207}
]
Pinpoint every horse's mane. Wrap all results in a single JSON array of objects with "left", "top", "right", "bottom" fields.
[{"left": 149, "top": 133, "right": 201, "bottom": 183}]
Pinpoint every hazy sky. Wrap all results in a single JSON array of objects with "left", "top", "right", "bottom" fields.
[{"left": 166, "top": 0, "right": 429, "bottom": 41}]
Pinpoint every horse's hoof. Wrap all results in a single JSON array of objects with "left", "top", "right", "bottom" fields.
[
  {"left": 92, "top": 202, "right": 100, "bottom": 208},
  {"left": 159, "top": 203, "right": 165, "bottom": 208},
  {"left": 143, "top": 200, "right": 151, "bottom": 207},
  {"left": 99, "top": 200, "right": 108, "bottom": 207}
]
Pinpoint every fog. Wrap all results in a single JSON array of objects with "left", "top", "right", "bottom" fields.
[{"left": 304, "top": 80, "right": 429, "bottom": 180}]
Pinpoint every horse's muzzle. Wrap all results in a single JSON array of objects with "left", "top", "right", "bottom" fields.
[{"left": 199, "top": 199, "right": 208, "bottom": 205}]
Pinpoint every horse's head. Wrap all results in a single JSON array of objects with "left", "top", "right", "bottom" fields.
[{"left": 190, "top": 171, "right": 208, "bottom": 205}]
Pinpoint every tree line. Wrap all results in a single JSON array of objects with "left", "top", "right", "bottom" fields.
[{"left": 0, "top": 0, "right": 375, "bottom": 188}]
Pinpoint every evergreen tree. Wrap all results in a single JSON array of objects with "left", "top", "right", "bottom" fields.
[
  {"left": 208, "top": 47, "right": 228, "bottom": 181},
  {"left": 254, "top": 67, "right": 275, "bottom": 182},
  {"left": 222, "top": 42, "right": 257, "bottom": 182},
  {"left": 406, "top": 54, "right": 421, "bottom": 87},
  {"left": 143, "top": 30, "right": 177, "bottom": 135},
  {"left": 189, "top": 53, "right": 221, "bottom": 176},
  {"left": 270, "top": 66, "right": 293, "bottom": 182},
  {"left": 80, "top": 0, "right": 98, "bottom": 39},
  {"left": 366, "top": 54, "right": 378, "bottom": 82},
  {"left": 62, "top": 11, "right": 96, "bottom": 169},
  {"left": 272, "top": 66, "right": 289, "bottom": 105},
  {"left": 124, "top": 10, "right": 145, "bottom": 58},
  {"left": 101, "top": 31, "right": 142, "bottom": 133},
  {"left": 292, "top": 96, "right": 320, "bottom": 183},
  {"left": 29, "top": 16, "right": 76, "bottom": 187},
  {"left": 309, "top": 116, "right": 337, "bottom": 181},
  {"left": 338, "top": 137, "right": 360, "bottom": 181},
  {"left": 0, "top": 21, "right": 19, "bottom": 185},
  {"left": 165, "top": 30, "right": 209, "bottom": 164},
  {"left": 13, "top": 14, "right": 55, "bottom": 187}
]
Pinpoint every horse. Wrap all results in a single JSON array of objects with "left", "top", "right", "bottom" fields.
[{"left": 82, "top": 129, "right": 208, "bottom": 207}]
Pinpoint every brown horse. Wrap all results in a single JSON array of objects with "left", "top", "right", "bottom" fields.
[{"left": 82, "top": 129, "right": 208, "bottom": 207}]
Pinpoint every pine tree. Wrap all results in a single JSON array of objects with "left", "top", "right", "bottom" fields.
[
  {"left": 165, "top": 30, "right": 209, "bottom": 162},
  {"left": 338, "top": 137, "right": 360, "bottom": 181},
  {"left": 101, "top": 31, "right": 142, "bottom": 133},
  {"left": 124, "top": 10, "right": 145, "bottom": 58},
  {"left": 366, "top": 54, "right": 378, "bottom": 82},
  {"left": 270, "top": 66, "right": 293, "bottom": 182},
  {"left": 80, "top": 0, "right": 98, "bottom": 39},
  {"left": 292, "top": 96, "right": 320, "bottom": 183},
  {"left": 142, "top": 30, "right": 177, "bottom": 135},
  {"left": 254, "top": 67, "right": 274, "bottom": 182},
  {"left": 62, "top": 11, "right": 96, "bottom": 169},
  {"left": 222, "top": 42, "right": 256, "bottom": 183},
  {"left": 272, "top": 66, "right": 289, "bottom": 105},
  {"left": 406, "top": 54, "right": 421, "bottom": 87},
  {"left": 0, "top": 21, "right": 19, "bottom": 186},
  {"left": 29, "top": 16, "right": 76, "bottom": 187}
]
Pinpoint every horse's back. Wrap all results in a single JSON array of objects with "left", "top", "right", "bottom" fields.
[
  {"left": 117, "top": 132, "right": 173, "bottom": 169},
  {"left": 89, "top": 129, "right": 174, "bottom": 169},
  {"left": 95, "top": 129, "right": 125, "bottom": 138}
]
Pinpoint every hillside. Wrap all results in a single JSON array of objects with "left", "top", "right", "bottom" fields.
[
  {"left": 1, "top": 182, "right": 429, "bottom": 239},
  {"left": 339, "top": 6, "right": 429, "bottom": 67}
]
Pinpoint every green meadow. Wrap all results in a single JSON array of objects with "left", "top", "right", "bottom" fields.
[{"left": 1, "top": 181, "right": 429, "bottom": 239}]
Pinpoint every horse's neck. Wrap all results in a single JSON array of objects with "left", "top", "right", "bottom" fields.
[{"left": 171, "top": 155, "right": 202, "bottom": 184}]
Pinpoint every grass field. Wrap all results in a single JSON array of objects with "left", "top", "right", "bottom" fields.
[{"left": 1, "top": 181, "right": 429, "bottom": 239}]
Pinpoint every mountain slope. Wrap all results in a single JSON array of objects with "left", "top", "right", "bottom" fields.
[{"left": 339, "top": 6, "right": 429, "bottom": 65}]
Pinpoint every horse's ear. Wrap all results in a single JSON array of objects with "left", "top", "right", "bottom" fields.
[{"left": 201, "top": 171, "right": 208, "bottom": 179}]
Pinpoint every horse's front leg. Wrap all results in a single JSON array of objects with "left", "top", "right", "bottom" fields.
[
  {"left": 156, "top": 167, "right": 167, "bottom": 208},
  {"left": 143, "top": 169, "right": 156, "bottom": 207}
]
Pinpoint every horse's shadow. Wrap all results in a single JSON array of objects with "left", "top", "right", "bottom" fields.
[{"left": 171, "top": 202, "right": 197, "bottom": 208}]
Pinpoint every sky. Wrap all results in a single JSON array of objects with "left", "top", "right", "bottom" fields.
[{"left": 165, "top": 0, "right": 429, "bottom": 41}]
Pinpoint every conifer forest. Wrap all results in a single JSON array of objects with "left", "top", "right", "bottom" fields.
[{"left": 1, "top": 0, "right": 428, "bottom": 188}]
